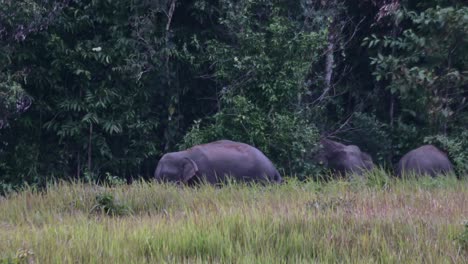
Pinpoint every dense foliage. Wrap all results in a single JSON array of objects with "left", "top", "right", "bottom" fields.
[{"left": 0, "top": 0, "right": 466, "bottom": 188}]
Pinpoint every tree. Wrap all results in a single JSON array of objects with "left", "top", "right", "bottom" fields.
[
  {"left": 181, "top": 0, "right": 326, "bottom": 176},
  {"left": 365, "top": 5, "right": 468, "bottom": 164}
]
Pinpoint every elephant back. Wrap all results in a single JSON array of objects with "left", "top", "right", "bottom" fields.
[
  {"left": 187, "top": 140, "right": 281, "bottom": 183},
  {"left": 397, "top": 144, "right": 453, "bottom": 177}
]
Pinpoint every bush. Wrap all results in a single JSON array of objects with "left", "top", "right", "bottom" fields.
[
  {"left": 424, "top": 132, "right": 468, "bottom": 176},
  {"left": 456, "top": 221, "right": 468, "bottom": 253},
  {"left": 181, "top": 95, "right": 320, "bottom": 178},
  {"left": 90, "top": 193, "right": 132, "bottom": 216},
  {"left": 342, "top": 112, "right": 392, "bottom": 164}
]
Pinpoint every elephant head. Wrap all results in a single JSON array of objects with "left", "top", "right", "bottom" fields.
[
  {"left": 396, "top": 144, "right": 454, "bottom": 177},
  {"left": 154, "top": 152, "right": 199, "bottom": 184},
  {"left": 317, "top": 138, "right": 374, "bottom": 176}
]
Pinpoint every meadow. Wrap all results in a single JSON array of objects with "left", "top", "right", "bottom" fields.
[{"left": 1, "top": 173, "right": 467, "bottom": 263}]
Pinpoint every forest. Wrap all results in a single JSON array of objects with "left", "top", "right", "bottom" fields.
[{"left": 0, "top": 0, "right": 467, "bottom": 190}]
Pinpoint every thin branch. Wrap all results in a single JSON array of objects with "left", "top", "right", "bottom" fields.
[
  {"left": 165, "top": 0, "right": 177, "bottom": 32},
  {"left": 327, "top": 113, "right": 355, "bottom": 138}
]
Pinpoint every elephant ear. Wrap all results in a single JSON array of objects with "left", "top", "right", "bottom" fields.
[{"left": 182, "top": 158, "right": 198, "bottom": 183}]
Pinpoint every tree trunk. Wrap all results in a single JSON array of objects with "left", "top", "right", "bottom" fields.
[
  {"left": 76, "top": 152, "right": 80, "bottom": 179},
  {"left": 389, "top": 20, "right": 399, "bottom": 163},
  {"left": 389, "top": 93, "right": 395, "bottom": 162},
  {"left": 162, "top": 0, "right": 177, "bottom": 152},
  {"left": 88, "top": 123, "right": 93, "bottom": 174},
  {"left": 165, "top": 0, "right": 176, "bottom": 81},
  {"left": 316, "top": 4, "right": 338, "bottom": 103},
  {"left": 324, "top": 31, "right": 335, "bottom": 95}
]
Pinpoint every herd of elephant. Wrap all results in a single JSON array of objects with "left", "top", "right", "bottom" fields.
[{"left": 154, "top": 139, "right": 455, "bottom": 185}]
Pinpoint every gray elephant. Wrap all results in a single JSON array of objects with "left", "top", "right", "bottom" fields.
[
  {"left": 396, "top": 145, "right": 454, "bottom": 177},
  {"left": 154, "top": 140, "right": 282, "bottom": 184},
  {"left": 316, "top": 139, "right": 374, "bottom": 176}
]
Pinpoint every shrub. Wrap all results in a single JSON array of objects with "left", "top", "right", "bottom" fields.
[
  {"left": 424, "top": 132, "right": 468, "bottom": 176},
  {"left": 342, "top": 112, "right": 392, "bottom": 164},
  {"left": 181, "top": 95, "right": 321, "bottom": 178},
  {"left": 456, "top": 221, "right": 468, "bottom": 253},
  {"left": 90, "top": 193, "right": 132, "bottom": 216}
]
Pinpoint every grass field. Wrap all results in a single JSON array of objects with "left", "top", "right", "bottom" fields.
[{"left": 1, "top": 173, "right": 467, "bottom": 263}]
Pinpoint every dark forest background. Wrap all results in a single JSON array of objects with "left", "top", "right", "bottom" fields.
[{"left": 0, "top": 0, "right": 466, "bottom": 190}]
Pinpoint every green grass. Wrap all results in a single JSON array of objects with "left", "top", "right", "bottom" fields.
[{"left": 1, "top": 174, "right": 467, "bottom": 263}]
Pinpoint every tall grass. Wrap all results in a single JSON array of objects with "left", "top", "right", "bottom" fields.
[{"left": 1, "top": 173, "right": 467, "bottom": 263}]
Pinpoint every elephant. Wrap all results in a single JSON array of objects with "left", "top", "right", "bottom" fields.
[
  {"left": 154, "top": 140, "right": 282, "bottom": 184},
  {"left": 316, "top": 138, "right": 374, "bottom": 177},
  {"left": 396, "top": 145, "right": 454, "bottom": 177}
]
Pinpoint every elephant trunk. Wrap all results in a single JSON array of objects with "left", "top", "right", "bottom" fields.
[
  {"left": 273, "top": 170, "right": 283, "bottom": 183},
  {"left": 154, "top": 163, "right": 163, "bottom": 181}
]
